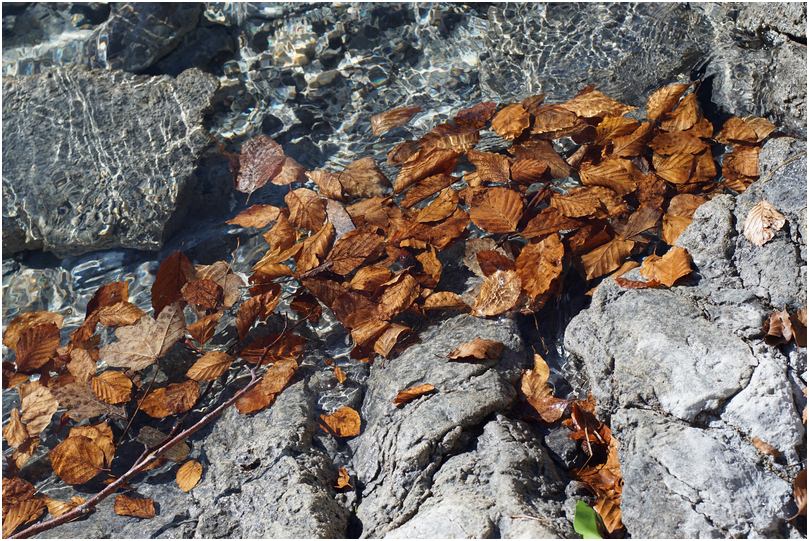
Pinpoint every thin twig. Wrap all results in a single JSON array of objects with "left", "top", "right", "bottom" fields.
[{"left": 11, "top": 369, "right": 261, "bottom": 540}]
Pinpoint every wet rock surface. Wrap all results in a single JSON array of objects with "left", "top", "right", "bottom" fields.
[{"left": 565, "top": 137, "right": 807, "bottom": 538}]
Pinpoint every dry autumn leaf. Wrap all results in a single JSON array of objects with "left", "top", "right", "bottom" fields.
[
  {"left": 469, "top": 187, "right": 524, "bottom": 233},
  {"left": 227, "top": 204, "right": 282, "bottom": 228},
  {"left": 42, "top": 496, "right": 86, "bottom": 518},
  {"left": 114, "top": 495, "right": 156, "bottom": 519},
  {"left": 639, "top": 246, "right": 693, "bottom": 287},
  {"left": 286, "top": 188, "right": 327, "bottom": 232},
  {"left": 187, "top": 311, "right": 223, "bottom": 345},
  {"left": 91, "top": 371, "right": 132, "bottom": 404},
  {"left": 516, "top": 234, "right": 565, "bottom": 308},
  {"left": 448, "top": 338, "right": 504, "bottom": 361},
  {"left": 20, "top": 381, "right": 58, "bottom": 435},
  {"left": 793, "top": 469, "right": 807, "bottom": 518},
  {"left": 2, "top": 498, "right": 45, "bottom": 537},
  {"left": 473, "top": 270, "right": 522, "bottom": 317},
  {"left": 140, "top": 380, "right": 200, "bottom": 419},
  {"left": 181, "top": 279, "right": 223, "bottom": 311},
  {"left": 393, "top": 383, "right": 436, "bottom": 407},
  {"left": 320, "top": 406, "right": 361, "bottom": 437},
  {"left": 50, "top": 435, "right": 105, "bottom": 484},
  {"left": 186, "top": 351, "right": 233, "bottom": 382},
  {"left": 491, "top": 103, "right": 530, "bottom": 140},
  {"left": 521, "top": 354, "right": 569, "bottom": 423},
  {"left": 13, "top": 322, "right": 60, "bottom": 372},
  {"left": 335, "top": 466, "right": 352, "bottom": 489},
  {"left": 580, "top": 238, "right": 635, "bottom": 280},
  {"left": 176, "top": 460, "right": 203, "bottom": 492},
  {"left": 96, "top": 302, "right": 145, "bottom": 327},
  {"left": 3, "top": 311, "right": 64, "bottom": 349},
  {"left": 646, "top": 82, "right": 691, "bottom": 121},
  {"left": 561, "top": 87, "right": 635, "bottom": 118},
  {"left": 100, "top": 303, "right": 185, "bottom": 371},
  {"left": 743, "top": 200, "right": 786, "bottom": 246}
]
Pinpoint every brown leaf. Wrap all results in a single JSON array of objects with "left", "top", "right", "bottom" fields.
[
  {"left": 227, "top": 204, "right": 282, "bottom": 228},
  {"left": 609, "top": 121, "right": 652, "bottom": 158},
  {"left": 550, "top": 186, "right": 626, "bottom": 219},
  {"left": 394, "top": 148, "right": 459, "bottom": 193},
  {"left": 662, "top": 194, "right": 707, "bottom": 244},
  {"left": 187, "top": 311, "right": 223, "bottom": 345},
  {"left": 561, "top": 87, "right": 635, "bottom": 118},
  {"left": 724, "top": 145, "right": 759, "bottom": 179},
  {"left": 100, "top": 303, "right": 186, "bottom": 371},
  {"left": 649, "top": 131, "right": 707, "bottom": 156},
  {"left": 659, "top": 93, "right": 699, "bottom": 132},
  {"left": 793, "top": 469, "right": 807, "bottom": 517},
  {"left": 415, "top": 188, "right": 458, "bottom": 223},
  {"left": 379, "top": 274, "right": 420, "bottom": 320},
  {"left": 594, "top": 115, "right": 640, "bottom": 145},
  {"left": 531, "top": 104, "right": 580, "bottom": 137},
  {"left": 521, "top": 354, "right": 569, "bottom": 423},
  {"left": 371, "top": 105, "right": 421, "bottom": 136},
  {"left": 50, "top": 381, "right": 125, "bottom": 422},
  {"left": 639, "top": 246, "right": 693, "bottom": 287},
  {"left": 20, "top": 381, "right": 58, "bottom": 436},
  {"left": 393, "top": 383, "right": 436, "bottom": 407},
  {"left": 509, "top": 139, "right": 572, "bottom": 178},
  {"left": 743, "top": 200, "right": 786, "bottom": 246},
  {"left": 91, "top": 371, "right": 132, "bottom": 404},
  {"left": 448, "top": 338, "right": 504, "bottom": 361},
  {"left": 327, "top": 228, "right": 384, "bottom": 275},
  {"left": 96, "top": 302, "right": 145, "bottom": 327},
  {"left": 236, "top": 287, "right": 282, "bottom": 340},
  {"left": 186, "top": 351, "right": 233, "bottom": 382},
  {"left": 334, "top": 366, "right": 347, "bottom": 384},
  {"left": 421, "top": 124, "right": 480, "bottom": 154},
  {"left": 454, "top": 101, "right": 498, "bottom": 129},
  {"left": 653, "top": 152, "right": 695, "bottom": 184},
  {"left": 86, "top": 282, "right": 129, "bottom": 319},
  {"left": 491, "top": 103, "right": 530, "bottom": 140},
  {"left": 235, "top": 135, "right": 286, "bottom": 194},
  {"left": 136, "top": 426, "right": 190, "bottom": 462},
  {"left": 176, "top": 460, "right": 203, "bottom": 492},
  {"left": 50, "top": 435, "right": 105, "bottom": 484},
  {"left": 373, "top": 324, "right": 410, "bottom": 358},
  {"left": 516, "top": 234, "right": 565, "bottom": 308},
  {"left": 3, "top": 409, "right": 28, "bottom": 449},
  {"left": 140, "top": 380, "right": 200, "bottom": 418},
  {"left": 114, "top": 495, "right": 156, "bottom": 519},
  {"left": 14, "top": 323, "right": 60, "bottom": 373},
  {"left": 42, "top": 496, "right": 86, "bottom": 518},
  {"left": 473, "top": 270, "right": 522, "bottom": 316},
  {"left": 647, "top": 83, "right": 691, "bottom": 121},
  {"left": 614, "top": 205, "right": 661, "bottom": 241},
  {"left": 477, "top": 250, "right": 515, "bottom": 277},
  {"left": 240, "top": 333, "right": 306, "bottom": 366},
  {"left": 273, "top": 156, "right": 306, "bottom": 186},
  {"left": 339, "top": 157, "right": 390, "bottom": 198},
  {"left": 290, "top": 292, "right": 322, "bottom": 323},
  {"left": 521, "top": 207, "right": 583, "bottom": 239},
  {"left": 335, "top": 466, "right": 352, "bottom": 489},
  {"left": 3, "top": 311, "right": 64, "bottom": 349},
  {"left": 286, "top": 188, "right": 327, "bottom": 232},
  {"left": 320, "top": 406, "right": 361, "bottom": 437},
  {"left": 579, "top": 158, "right": 637, "bottom": 195},
  {"left": 716, "top": 116, "right": 775, "bottom": 144},
  {"left": 423, "top": 291, "right": 469, "bottom": 312},
  {"left": 2, "top": 498, "right": 45, "bottom": 537},
  {"left": 469, "top": 187, "right": 524, "bottom": 233},
  {"left": 68, "top": 422, "right": 115, "bottom": 467},
  {"left": 751, "top": 436, "right": 781, "bottom": 458},
  {"left": 307, "top": 169, "right": 344, "bottom": 200},
  {"left": 467, "top": 150, "right": 510, "bottom": 183},
  {"left": 510, "top": 158, "right": 549, "bottom": 184},
  {"left": 151, "top": 252, "right": 195, "bottom": 316},
  {"left": 580, "top": 238, "right": 635, "bottom": 280},
  {"left": 181, "top": 279, "right": 223, "bottom": 311}
]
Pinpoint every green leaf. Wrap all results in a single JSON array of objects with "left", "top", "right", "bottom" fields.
[{"left": 574, "top": 500, "right": 603, "bottom": 539}]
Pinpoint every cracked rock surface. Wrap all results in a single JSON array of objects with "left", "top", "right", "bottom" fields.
[{"left": 565, "top": 137, "right": 807, "bottom": 538}]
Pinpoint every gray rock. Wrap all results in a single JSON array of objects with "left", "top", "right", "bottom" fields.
[
  {"left": 351, "top": 314, "right": 569, "bottom": 538},
  {"left": 565, "top": 136, "right": 807, "bottom": 537},
  {"left": 735, "top": 2, "right": 807, "bottom": 37},
  {"left": 2, "top": 65, "right": 219, "bottom": 256}
]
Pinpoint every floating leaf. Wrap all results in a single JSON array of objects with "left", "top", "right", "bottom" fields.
[
  {"left": 371, "top": 105, "right": 421, "bottom": 136},
  {"left": 448, "top": 338, "right": 504, "bottom": 361},
  {"left": 394, "top": 148, "right": 459, "bottom": 193},
  {"left": 91, "top": 371, "right": 132, "bottom": 405},
  {"left": 235, "top": 135, "right": 286, "bottom": 194},
  {"left": 50, "top": 435, "right": 105, "bottom": 484},
  {"left": 240, "top": 333, "right": 306, "bottom": 366},
  {"left": 562, "top": 87, "right": 634, "bottom": 118},
  {"left": 469, "top": 187, "right": 524, "bottom": 233},
  {"left": 236, "top": 287, "right": 282, "bottom": 340},
  {"left": 186, "top": 351, "right": 233, "bottom": 382},
  {"left": 96, "top": 302, "right": 145, "bottom": 327},
  {"left": 187, "top": 311, "right": 223, "bottom": 345},
  {"left": 327, "top": 228, "right": 384, "bottom": 275},
  {"left": 491, "top": 103, "right": 530, "bottom": 140},
  {"left": 743, "top": 200, "right": 786, "bottom": 247},
  {"left": 639, "top": 246, "right": 693, "bottom": 287},
  {"left": 14, "top": 323, "right": 60, "bottom": 372},
  {"left": 286, "top": 188, "right": 327, "bottom": 232},
  {"left": 50, "top": 381, "right": 126, "bottom": 422},
  {"left": 136, "top": 426, "right": 190, "bottom": 462},
  {"left": 176, "top": 460, "right": 203, "bottom": 492},
  {"left": 227, "top": 204, "right": 282, "bottom": 228},
  {"left": 181, "top": 279, "right": 223, "bottom": 311},
  {"left": 3, "top": 311, "right": 63, "bottom": 349},
  {"left": 114, "top": 495, "right": 156, "bottom": 519},
  {"left": 320, "top": 406, "right": 361, "bottom": 438},
  {"left": 151, "top": 252, "right": 195, "bottom": 316},
  {"left": 100, "top": 303, "right": 186, "bottom": 371},
  {"left": 393, "top": 383, "right": 436, "bottom": 407},
  {"left": 454, "top": 101, "right": 497, "bottom": 129}
]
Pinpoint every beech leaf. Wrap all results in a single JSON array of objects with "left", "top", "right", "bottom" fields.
[
  {"left": 743, "top": 200, "right": 786, "bottom": 247},
  {"left": 393, "top": 383, "right": 436, "bottom": 407},
  {"left": 320, "top": 406, "right": 361, "bottom": 438},
  {"left": 114, "top": 495, "right": 156, "bottom": 519},
  {"left": 176, "top": 460, "right": 203, "bottom": 492}
]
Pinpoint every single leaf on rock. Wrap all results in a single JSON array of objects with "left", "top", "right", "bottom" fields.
[
  {"left": 516, "top": 234, "right": 565, "bottom": 307},
  {"left": 371, "top": 105, "right": 421, "bottom": 136},
  {"left": 335, "top": 466, "right": 352, "bottom": 489},
  {"left": 469, "top": 187, "right": 524, "bottom": 233},
  {"left": 394, "top": 383, "right": 436, "bottom": 407},
  {"left": 114, "top": 495, "right": 156, "bottom": 519},
  {"left": 96, "top": 302, "right": 145, "bottom": 327},
  {"left": 140, "top": 380, "right": 200, "bottom": 418},
  {"left": 226, "top": 204, "right": 282, "bottom": 228},
  {"left": 374, "top": 323, "right": 410, "bottom": 358},
  {"left": 473, "top": 270, "right": 522, "bottom": 317},
  {"left": 647, "top": 82, "right": 691, "bottom": 121},
  {"left": 320, "top": 406, "right": 361, "bottom": 437},
  {"left": 448, "top": 338, "right": 504, "bottom": 361},
  {"left": 100, "top": 303, "right": 186, "bottom": 371},
  {"left": 14, "top": 323, "right": 60, "bottom": 372},
  {"left": 3, "top": 311, "right": 63, "bottom": 349},
  {"left": 2, "top": 498, "right": 45, "bottom": 537},
  {"left": 521, "top": 354, "right": 569, "bottom": 423},
  {"left": 187, "top": 311, "right": 223, "bottom": 345},
  {"left": 176, "top": 460, "right": 203, "bottom": 492},
  {"left": 580, "top": 238, "right": 635, "bottom": 280},
  {"left": 91, "top": 371, "right": 132, "bottom": 404},
  {"left": 743, "top": 200, "right": 786, "bottom": 246},
  {"left": 235, "top": 135, "right": 286, "bottom": 194},
  {"left": 639, "top": 246, "right": 693, "bottom": 287},
  {"left": 3, "top": 409, "right": 28, "bottom": 448},
  {"left": 751, "top": 437, "right": 781, "bottom": 458},
  {"left": 50, "top": 435, "right": 105, "bottom": 484},
  {"left": 491, "top": 103, "right": 530, "bottom": 140},
  {"left": 285, "top": 188, "right": 327, "bottom": 232},
  {"left": 187, "top": 351, "right": 233, "bottom": 382},
  {"left": 152, "top": 251, "right": 195, "bottom": 316},
  {"left": 763, "top": 309, "right": 797, "bottom": 346}
]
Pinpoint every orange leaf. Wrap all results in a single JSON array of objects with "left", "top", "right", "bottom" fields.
[
  {"left": 3, "top": 311, "right": 64, "bottom": 349},
  {"left": 140, "top": 380, "right": 200, "bottom": 419},
  {"left": 469, "top": 187, "right": 524, "bottom": 233},
  {"left": 334, "top": 366, "right": 347, "bottom": 384},
  {"left": 393, "top": 383, "right": 436, "bottom": 407},
  {"left": 521, "top": 354, "right": 569, "bottom": 423},
  {"left": 423, "top": 291, "right": 469, "bottom": 312},
  {"left": 373, "top": 324, "right": 410, "bottom": 358},
  {"left": 639, "top": 246, "right": 693, "bottom": 287},
  {"left": 114, "top": 495, "right": 156, "bottom": 519},
  {"left": 226, "top": 204, "right": 282, "bottom": 228},
  {"left": 491, "top": 103, "right": 530, "bottom": 140},
  {"left": 20, "top": 381, "right": 58, "bottom": 435},
  {"left": 2, "top": 498, "right": 45, "bottom": 537},
  {"left": 448, "top": 338, "right": 504, "bottom": 361},
  {"left": 14, "top": 323, "right": 60, "bottom": 373},
  {"left": 91, "top": 371, "right": 132, "bottom": 405},
  {"left": 327, "top": 228, "right": 384, "bottom": 275},
  {"left": 50, "top": 435, "right": 105, "bottom": 484},
  {"left": 96, "top": 302, "right": 145, "bottom": 327},
  {"left": 516, "top": 234, "right": 565, "bottom": 307},
  {"left": 240, "top": 333, "right": 306, "bottom": 366},
  {"left": 187, "top": 311, "right": 223, "bottom": 345},
  {"left": 335, "top": 466, "right": 352, "bottom": 489},
  {"left": 3, "top": 409, "right": 28, "bottom": 449},
  {"left": 338, "top": 157, "right": 390, "bottom": 198},
  {"left": 186, "top": 351, "right": 233, "bottom": 382},
  {"left": 579, "top": 158, "right": 637, "bottom": 196},
  {"left": 371, "top": 105, "right": 421, "bottom": 136},
  {"left": 285, "top": 188, "right": 327, "bottom": 232},
  {"left": 176, "top": 460, "right": 203, "bottom": 492},
  {"left": 394, "top": 148, "right": 459, "bottom": 193},
  {"left": 181, "top": 279, "right": 223, "bottom": 311},
  {"left": 473, "top": 270, "right": 522, "bottom": 316},
  {"left": 235, "top": 287, "right": 282, "bottom": 340},
  {"left": 646, "top": 82, "right": 691, "bottom": 121},
  {"left": 100, "top": 303, "right": 186, "bottom": 371},
  {"left": 320, "top": 406, "right": 361, "bottom": 437},
  {"left": 561, "top": 87, "right": 635, "bottom": 118},
  {"left": 580, "top": 238, "right": 635, "bottom": 280}
]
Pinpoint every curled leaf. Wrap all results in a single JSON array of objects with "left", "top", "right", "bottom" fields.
[
  {"left": 320, "top": 406, "right": 361, "bottom": 438},
  {"left": 394, "top": 384, "right": 436, "bottom": 407}
]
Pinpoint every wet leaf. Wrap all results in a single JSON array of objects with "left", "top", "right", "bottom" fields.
[
  {"left": 448, "top": 338, "right": 504, "bottom": 361},
  {"left": 371, "top": 105, "right": 421, "bottom": 136},
  {"left": 469, "top": 187, "right": 524, "bottom": 233},
  {"left": 114, "top": 495, "right": 156, "bottom": 519},
  {"left": 14, "top": 323, "right": 60, "bottom": 372},
  {"left": 240, "top": 333, "right": 306, "bottom": 366},
  {"left": 646, "top": 82, "right": 691, "bottom": 121},
  {"left": 454, "top": 101, "right": 497, "bottom": 129},
  {"left": 20, "top": 381, "right": 58, "bottom": 435},
  {"left": 2, "top": 498, "right": 45, "bottom": 537},
  {"left": 3, "top": 311, "right": 64, "bottom": 349},
  {"left": 187, "top": 311, "right": 223, "bottom": 345},
  {"left": 96, "top": 302, "right": 145, "bottom": 327},
  {"left": 176, "top": 460, "right": 203, "bottom": 492},
  {"left": 226, "top": 204, "right": 282, "bottom": 228},
  {"left": 181, "top": 279, "right": 223, "bottom": 311},
  {"left": 531, "top": 104, "right": 580, "bottom": 137},
  {"left": 186, "top": 351, "right": 233, "bottom": 382},
  {"left": 394, "top": 148, "right": 459, "bottom": 193},
  {"left": 491, "top": 103, "right": 530, "bottom": 140},
  {"left": 235, "top": 287, "right": 282, "bottom": 340},
  {"left": 639, "top": 246, "right": 693, "bottom": 287},
  {"left": 743, "top": 200, "right": 786, "bottom": 246},
  {"left": 140, "top": 380, "right": 201, "bottom": 419},
  {"left": 521, "top": 354, "right": 569, "bottom": 423},
  {"left": 334, "top": 366, "right": 347, "bottom": 384},
  {"left": 50, "top": 381, "right": 126, "bottom": 422},
  {"left": 91, "top": 371, "right": 132, "bottom": 404},
  {"left": 327, "top": 228, "right": 385, "bottom": 275},
  {"left": 100, "top": 303, "right": 186, "bottom": 371},
  {"left": 415, "top": 188, "right": 458, "bottom": 223},
  {"left": 473, "top": 270, "right": 522, "bottom": 316},
  {"left": 793, "top": 469, "right": 806, "bottom": 517},
  {"left": 86, "top": 282, "right": 129, "bottom": 319},
  {"left": 50, "top": 435, "right": 105, "bottom": 484},
  {"left": 562, "top": 87, "right": 635, "bottom": 118},
  {"left": 235, "top": 135, "right": 286, "bottom": 194},
  {"left": 393, "top": 383, "right": 436, "bottom": 407},
  {"left": 320, "top": 406, "right": 361, "bottom": 438},
  {"left": 286, "top": 188, "right": 327, "bottom": 232},
  {"left": 151, "top": 252, "right": 195, "bottom": 316},
  {"left": 290, "top": 292, "right": 322, "bottom": 323}
]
